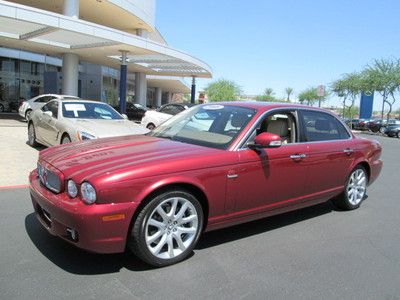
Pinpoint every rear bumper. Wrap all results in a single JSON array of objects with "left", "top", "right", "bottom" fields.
[
  {"left": 29, "top": 170, "right": 139, "bottom": 254},
  {"left": 369, "top": 159, "right": 383, "bottom": 186}
]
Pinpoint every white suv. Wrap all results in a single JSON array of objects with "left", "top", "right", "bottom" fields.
[{"left": 19, "top": 94, "right": 79, "bottom": 120}]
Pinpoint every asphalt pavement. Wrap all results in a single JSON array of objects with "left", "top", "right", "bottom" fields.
[{"left": 0, "top": 134, "right": 399, "bottom": 299}]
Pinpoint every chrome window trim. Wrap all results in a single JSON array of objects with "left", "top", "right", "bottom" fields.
[{"left": 234, "top": 106, "right": 353, "bottom": 151}]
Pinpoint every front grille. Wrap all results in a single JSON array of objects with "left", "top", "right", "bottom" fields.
[{"left": 37, "top": 163, "right": 61, "bottom": 193}]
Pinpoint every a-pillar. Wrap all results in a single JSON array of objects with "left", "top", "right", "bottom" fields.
[
  {"left": 135, "top": 72, "right": 147, "bottom": 106},
  {"left": 62, "top": 53, "right": 79, "bottom": 96},
  {"left": 118, "top": 51, "right": 128, "bottom": 114},
  {"left": 62, "top": 0, "right": 79, "bottom": 96},
  {"left": 191, "top": 76, "right": 196, "bottom": 104},
  {"left": 155, "top": 87, "right": 162, "bottom": 107}
]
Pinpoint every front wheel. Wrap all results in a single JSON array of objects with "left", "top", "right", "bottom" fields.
[
  {"left": 28, "top": 123, "right": 38, "bottom": 147},
  {"left": 397, "top": 132, "right": 400, "bottom": 138},
  {"left": 128, "top": 190, "right": 204, "bottom": 267},
  {"left": 379, "top": 126, "right": 386, "bottom": 134},
  {"left": 333, "top": 166, "right": 368, "bottom": 210}
]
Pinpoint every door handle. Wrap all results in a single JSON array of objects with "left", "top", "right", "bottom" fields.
[
  {"left": 343, "top": 148, "right": 354, "bottom": 155},
  {"left": 290, "top": 154, "right": 306, "bottom": 160}
]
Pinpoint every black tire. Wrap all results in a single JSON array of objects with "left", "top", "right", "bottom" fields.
[
  {"left": 28, "top": 123, "right": 39, "bottom": 147},
  {"left": 128, "top": 189, "right": 204, "bottom": 267},
  {"left": 61, "top": 134, "right": 71, "bottom": 144},
  {"left": 332, "top": 165, "right": 368, "bottom": 210},
  {"left": 397, "top": 132, "right": 400, "bottom": 139},
  {"left": 0, "top": 104, "right": 4, "bottom": 112},
  {"left": 25, "top": 110, "right": 32, "bottom": 121},
  {"left": 146, "top": 123, "right": 156, "bottom": 130}
]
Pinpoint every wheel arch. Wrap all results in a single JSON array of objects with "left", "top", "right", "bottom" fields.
[
  {"left": 351, "top": 160, "right": 371, "bottom": 182},
  {"left": 127, "top": 180, "right": 210, "bottom": 241},
  {"left": 60, "top": 132, "right": 71, "bottom": 144}
]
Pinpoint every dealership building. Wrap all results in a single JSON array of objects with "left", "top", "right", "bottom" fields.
[{"left": 0, "top": 0, "right": 212, "bottom": 110}]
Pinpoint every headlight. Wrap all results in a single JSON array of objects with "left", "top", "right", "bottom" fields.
[
  {"left": 77, "top": 131, "right": 96, "bottom": 140},
  {"left": 81, "top": 182, "right": 96, "bottom": 204},
  {"left": 67, "top": 180, "right": 78, "bottom": 198}
]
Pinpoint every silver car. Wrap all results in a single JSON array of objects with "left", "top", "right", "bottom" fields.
[
  {"left": 19, "top": 94, "right": 80, "bottom": 121},
  {"left": 28, "top": 99, "right": 149, "bottom": 147}
]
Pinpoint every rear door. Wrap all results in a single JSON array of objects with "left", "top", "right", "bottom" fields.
[
  {"left": 39, "top": 100, "right": 60, "bottom": 146},
  {"left": 298, "top": 110, "right": 355, "bottom": 198}
]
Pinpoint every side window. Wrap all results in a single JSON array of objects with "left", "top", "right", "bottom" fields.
[
  {"left": 160, "top": 105, "right": 181, "bottom": 115},
  {"left": 45, "top": 101, "right": 58, "bottom": 118},
  {"left": 35, "top": 96, "right": 54, "bottom": 103},
  {"left": 300, "top": 111, "right": 349, "bottom": 142},
  {"left": 245, "top": 110, "right": 298, "bottom": 146}
]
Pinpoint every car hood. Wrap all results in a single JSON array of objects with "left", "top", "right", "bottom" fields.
[
  {"left": 65, "top": 119, "right": 149, "bottom": 137},
  {"left": 39, "top": 135, "right": 233, "bottom": 184}
]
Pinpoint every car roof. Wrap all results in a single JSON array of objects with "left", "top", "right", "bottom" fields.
[{"left": 204, "top": 101, "right": 332, "bottom": 113}]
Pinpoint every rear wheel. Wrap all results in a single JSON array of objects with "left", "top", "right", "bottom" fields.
[
  {"left": 28, "top": 123, "right": 38, "bottom": 147},
  {"left": 379, "top": 126, "right": 386, "bottom": 134},
  {"left": 397, "top": 131, "right": 400, "bottom": 138},
  {"left": 61, "top": 134, "right": 71, "bottom": 144},
  {"left": 333, "top": 166, "right": 368, "bottom": 210},
  {"left": 0, "top": 104, "right": 4, "bottom": 112},
  {"left": 128, "top": 190, "right": 203, "bottom": 267}
]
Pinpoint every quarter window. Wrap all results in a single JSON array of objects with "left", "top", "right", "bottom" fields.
[{"left": 300, "top": 111, "right": 350, "bottom": 142}]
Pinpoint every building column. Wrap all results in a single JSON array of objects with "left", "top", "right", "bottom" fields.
[
  {"left": 62, "top": 53, "right": 79, "bottom": 96},
  {"left": 118, "top": 51, "right": 128, "bottom": 114},
  {"left": 61, "top": 0, "right": 79, "bottom": 96},
  {"left": 191, "top": 76, "right": 196, "bottom": 104},
  {"left": 63, "top": 0, "right": 79, "bottom": 18},
  {"left": 167, "top": 92, "right": 172, "bottom": 103},
  {"left": 155, "top": 87, "right": 162, "bottom": 107},
  {"left": 135, "top": 72, "right": 147, "bottom": 106}
]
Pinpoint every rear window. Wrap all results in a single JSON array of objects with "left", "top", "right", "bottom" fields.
[{"left": 300, "top": 110, "right": 350, "bottom": 142}]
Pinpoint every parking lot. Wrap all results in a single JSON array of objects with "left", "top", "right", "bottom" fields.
[{"left": 0, "top": 113, "right": 400, "bottom": 299}]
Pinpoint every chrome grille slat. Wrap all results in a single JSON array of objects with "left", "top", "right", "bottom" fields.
[{"left": 37, "top": 163, "right": 61, "bottom": 193}]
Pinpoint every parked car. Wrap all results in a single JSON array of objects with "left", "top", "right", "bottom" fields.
[
  {"left": 28, "top": 99, "right": 148, "bottom": 147},
  {"left": 377, "top": 119, "right": 400, "bottom": 134},
  {"left": 384, "top": 123, "right": 400, "bottom": 138},
  {"left": 113, "top": 102, "right": 147, "bottom": 122},
  {"left": 29, "top": 102, "right": 382, "bottom": 267},
  {"left": 141, "top": 103, "right": 195, "bottom": 130},
  {"left": 0, "top": 99, "right": 10, "bottom": 112},
  {"left": 19, "top": 94, "right": 80, "bottom": 121}
]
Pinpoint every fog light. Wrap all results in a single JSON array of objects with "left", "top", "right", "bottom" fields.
[{"left": 67, "top": 180, "right": 78, "bottom": 198}]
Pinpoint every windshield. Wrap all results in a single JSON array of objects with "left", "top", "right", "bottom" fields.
[
  {"left": 62, "top": 102, "right": 123, "bottom": 120},
  {"left": 149, "top": 104, "right": 257, "bottom": 149}
]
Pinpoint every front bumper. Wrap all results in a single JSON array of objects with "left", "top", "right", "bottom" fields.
[{"left": 29, "top": 170, "right": 139, "bottom": 254}]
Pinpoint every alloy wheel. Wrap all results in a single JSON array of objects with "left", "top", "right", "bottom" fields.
[
  {"left": 346, "top": 169, "right": 367, "bottom": 205},
  {"left": 145, "top": 197, "right": 199, "bottom": 260}
]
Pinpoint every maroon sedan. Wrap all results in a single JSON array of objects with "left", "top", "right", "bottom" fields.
[{"left": 29, "top": 102, "right": 382, "bottom": 266}]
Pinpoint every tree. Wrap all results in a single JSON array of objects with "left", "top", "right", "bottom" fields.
[
  {"left": 204, "top": 79, "right": 242, "bottom": 102},
  {"left": 331, "top": 72, "right": 362, "bottom": 118},
  {"left": 285, "top": 87, "right": 294, "bottom": 102},
  {"left": 256, "top": 87, "right": 278, "bottom": 102},
  {"left": 298, "top": 87, "right": 317, "bottom": 105},
  {"left": 362, "top": 58, "right": 400, "bottom": 121}
]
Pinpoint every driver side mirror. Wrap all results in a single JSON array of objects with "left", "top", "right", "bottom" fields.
[{"left": 248, "top": 132, "right": 282, "bottom": 150}]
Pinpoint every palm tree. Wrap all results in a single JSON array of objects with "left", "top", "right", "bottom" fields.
[{"left": 285, "top": 87, "right": 294, "bottom": 102}]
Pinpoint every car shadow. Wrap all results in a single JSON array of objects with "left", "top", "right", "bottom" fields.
[
  {"left": 25, "top": 201, "right": 337, "bottom": 274},
  {"left": 196, "top": 201, "right": 336, "bottom": 250}
]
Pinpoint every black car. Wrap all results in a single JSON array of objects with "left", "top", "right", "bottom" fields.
[
  {"left": 384, "top": 124, "right": 400, "bottom": 138},
  {"left": 113, "top": 102, "right": 147, "bottom": 122}
]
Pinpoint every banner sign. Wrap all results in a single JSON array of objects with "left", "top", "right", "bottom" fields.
[{"left": 359, "top": 91, "right": 374, "bottom": 119}]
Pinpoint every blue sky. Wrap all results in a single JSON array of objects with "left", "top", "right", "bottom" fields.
[{"left": 156, "top": 0, "right": 400, "bottom": 111}]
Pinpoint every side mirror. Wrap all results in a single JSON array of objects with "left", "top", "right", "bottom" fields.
[
  {"left": 43, "top": 111, "right": 53, "bottom": 117},
  {"left": 122, "top": 114, "right": 128, "bottom": 120},
  {"left": 248, "top": 132, "right": 282, "bottom": 150}
]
